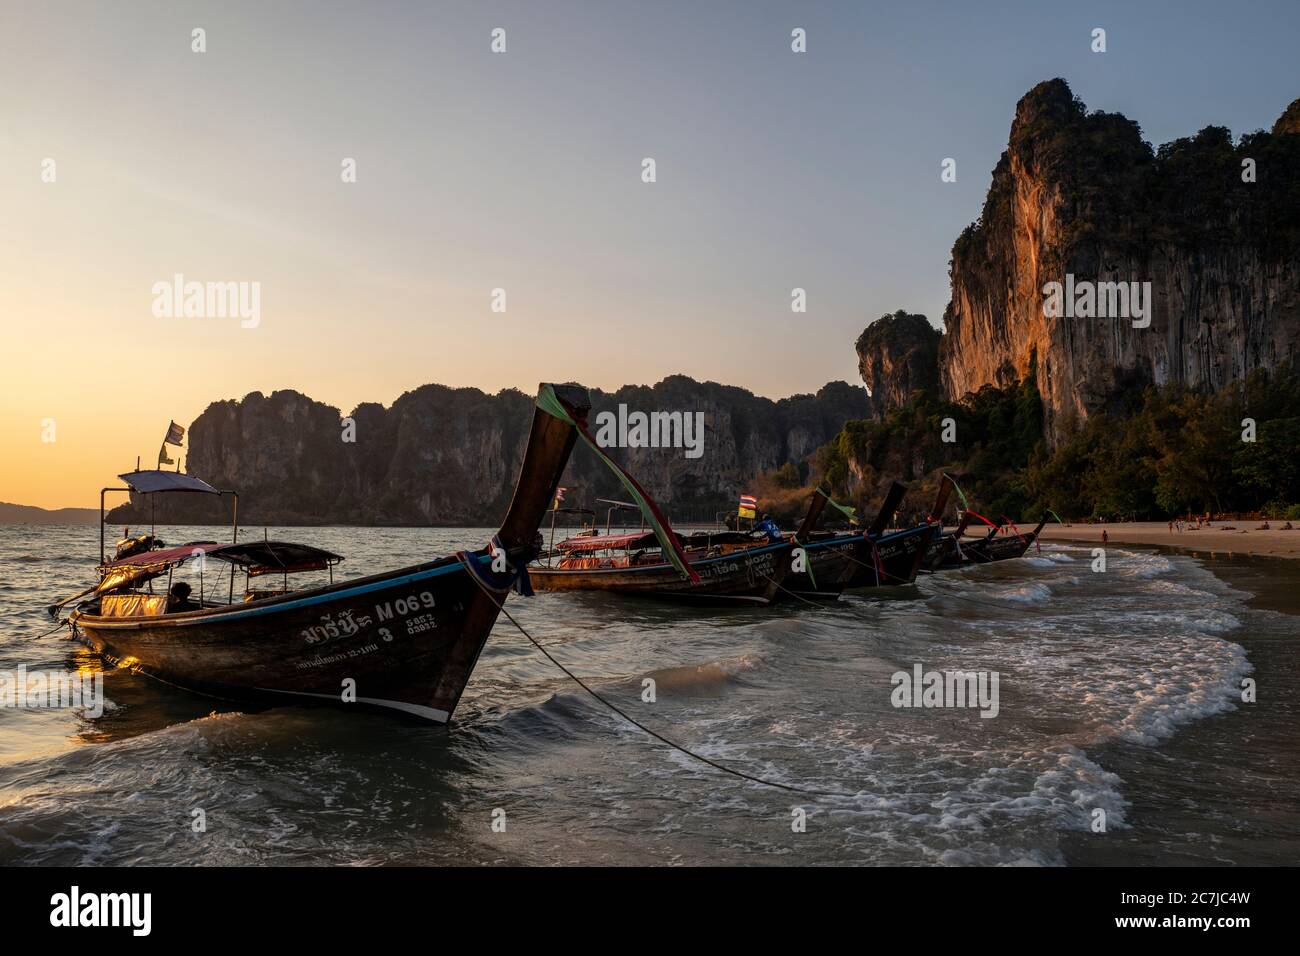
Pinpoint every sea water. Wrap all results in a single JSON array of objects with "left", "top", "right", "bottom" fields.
[{"left": 0, "top": 524, "right": 1295, "bottom": 866}]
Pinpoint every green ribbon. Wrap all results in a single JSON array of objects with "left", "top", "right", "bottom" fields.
[
  {"left": 537, "top": 385, "right": 697, "bottom": 581},
  {"left": 944, "top": 473, "right": 971, "bottom": 511},
  {"left": 818, "top": 488, "right": 859, "bottom": 527}
]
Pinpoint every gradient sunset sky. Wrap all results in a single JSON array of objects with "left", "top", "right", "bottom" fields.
[{"left": 3, "top": 0, "right": 1296, "bottom": 508}]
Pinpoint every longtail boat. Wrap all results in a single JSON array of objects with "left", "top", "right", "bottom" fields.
[
  {"left": 57, "top": 383, "right": 589, "bottom": 723},
  {"left": 929, "top": 518, "right": 1047, "bottom": 568},
  {"left": 974, "top": 516, "right": 1049, "bottom": 562},
  {"left": 841, "top": 481, "right": 940, "bottom": 590},
  {"left": 783, "top": 482, "right": 935, "bottom": 597},
  {"left": 529, "top": 490, "right": 828, "bottom": 605},
  {"left": 923, "top": 475, "right": 975, "bottom": 570},
  {"left": 925, "top": 510, "right": 975, "bottom": 570},
  {"left": 925, "top": 476, "right": 1049, "bottom": 569}
]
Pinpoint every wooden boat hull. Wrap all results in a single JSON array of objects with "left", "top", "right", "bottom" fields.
[
  {"left": 841, "top": 524, "right": 936, "bottom": 590},
  {"left": 530, "top": 539, "right": 793, "bottom": 605},
  {"left": 979, "top": 531, "right": 1040, "bottom": 562},
  {"left": 729, "top": 523, "right": 936, "bottom": 598},
  {"left": 73, "top": 556, "right": 496, "bottom": 722},
  {"left": 67, "top": 382, "right": 588, "bottom": 724},
  {"left": 926, "top": 530, "right": 969, "bottom": 570},
  {"left": 928, "top": 523, "right": 1045, "bottom": 569},
  {"left": 782, "top": 535, "right": 863, "bottom": 598}
]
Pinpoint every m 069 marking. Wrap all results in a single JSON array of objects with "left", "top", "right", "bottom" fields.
[{"left": 375, "top": 591, "right": 437, "bottom": 621}]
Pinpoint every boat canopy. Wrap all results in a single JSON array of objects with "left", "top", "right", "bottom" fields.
[
  {"left": 556, "top": 531, "right": 669, "bottom": 552},
  {"left": 208, "top": 541, "right": 344, "bottom": 577},
  {"left": 95, "top": 540, "right": 343, "bottom": 593},
  {"left": 95, "top": 543, "right": 225, "bottom": 594},
  {"left": 117, "top": 470, "right": 221, "bottom": 494},
  {"left": 101, "top": 541, "right": 226, "bottom": 570}
]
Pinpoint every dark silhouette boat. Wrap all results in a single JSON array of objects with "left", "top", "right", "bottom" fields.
[
  {"left": 924, "top": 477, "right": 1048, "bottom": 570},
  {"left": 783, "top": 482, "right": 936, "bottom": 597},
  {"left": 58, "top": 383, "right": 589, "bottom": 723},
  {"left": 971, "top": 517, "right": 1048, "bottom": 563}
]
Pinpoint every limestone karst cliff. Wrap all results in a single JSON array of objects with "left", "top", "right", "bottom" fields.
[
  {"left": 855, "top": 311, "right": 942, "bottom": 418},
  {"left": 938, "top": 79, "right": 1300, "bottom": 443},
  {"left": 108, "top": 377, "right": 869, "bottom": 526}
]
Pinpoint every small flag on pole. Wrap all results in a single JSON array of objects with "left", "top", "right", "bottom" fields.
[
  {"left": 553, "top": 486, "right": 567, "bottom": 510},
  {"left": 738, "top": 493, "right": 758, "bottom": 520},
  {"left": 164, "top": 421, "right": 185, "bottom": 446},
  {"left": 158, "top": 443, "right": 174, "bottom": 467}
]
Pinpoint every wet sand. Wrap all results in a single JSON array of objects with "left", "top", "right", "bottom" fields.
[{"left": 1040, "top": 521, "right": 1300, "bottom": 560}]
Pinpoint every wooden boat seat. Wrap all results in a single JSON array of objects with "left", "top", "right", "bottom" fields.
[
  {"left": 244, "top": 588, "right": 288, "bottom": 602},
  {"left": 100, "top": 593, "right": 169, "bottom": 617}
]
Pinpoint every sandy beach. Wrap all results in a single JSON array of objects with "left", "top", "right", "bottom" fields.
[{"left": 1039, "top": 520, "right": 1300, "bottom": 560}]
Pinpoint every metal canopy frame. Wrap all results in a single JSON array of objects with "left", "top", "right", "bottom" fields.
[
  {"left": 595, "top": 497, "right": 646, "bottom": 536},
  {"left": 99, "top": 485, "right": 239, "bottom": 564}
]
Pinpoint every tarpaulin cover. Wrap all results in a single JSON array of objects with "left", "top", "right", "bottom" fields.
[{"left": 100, "top": 593, "right": 169, "bottom": 617}]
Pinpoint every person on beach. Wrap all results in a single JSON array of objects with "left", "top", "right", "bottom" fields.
[{"left": 1102, "top": 529, "right": 1109, "bottom": 545}]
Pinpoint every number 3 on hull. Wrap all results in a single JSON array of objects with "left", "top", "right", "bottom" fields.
[{"left": 63, "top": 384, "right": 591, "bottom": 724}]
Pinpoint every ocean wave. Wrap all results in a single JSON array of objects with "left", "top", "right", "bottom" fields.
[
  {"left": 1110, "top": 639, "right": 1253, "bottom": 746},
  {"left": 1124, "top": 553, "right": 1176, "bottom": 579},
  {"left": 1022, "top": 555, "right": 1071, "bottom": 568},
  {"left": 642, "top": 654, "right": 765, "bottom": 693},
  {"left": 991, "top": 583, "right": 1052, "bottom": 605}
]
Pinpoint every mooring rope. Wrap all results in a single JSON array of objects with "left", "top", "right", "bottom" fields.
[
  {"left": 756, "top": 570, "right": 880, "bottom": 620},
  {"left": 28, "top": 618, "right": 71, "bottom": 642},
  {"left": 466, "top": 573, "right": 854, "bottom": 799},
  {"left": 464, "top": 531, "right": 1072, "bottom": 797}
]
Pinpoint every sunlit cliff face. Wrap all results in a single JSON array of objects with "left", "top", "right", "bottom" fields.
[{"left": 939, "top": 81, "right": 1300, "bottom": 446}]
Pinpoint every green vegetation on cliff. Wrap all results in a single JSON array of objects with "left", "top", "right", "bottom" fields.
[
  {"left": 816, "top": 363, "right": 1300, "bottom": 522},
  {"left": 1030, "top": 363, "right": 1300, "bottom": 519},
  {"left": 818, "top": 371, "right": 1043, "bottom": 521}
]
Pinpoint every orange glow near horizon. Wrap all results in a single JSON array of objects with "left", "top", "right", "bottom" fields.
[{"left": 6, "top": 3, "right": 1288, "bottom": 510}]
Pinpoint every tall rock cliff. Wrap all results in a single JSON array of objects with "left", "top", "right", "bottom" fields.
[
  {"left": 855, "top": 310, "right": 942, "bottom": 418},
  {"left": 109, "top": 377, "right": 869, "bottom": 526},
  {"left": 940, "top": 79, "right": 1300, "bottom": 442}
]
